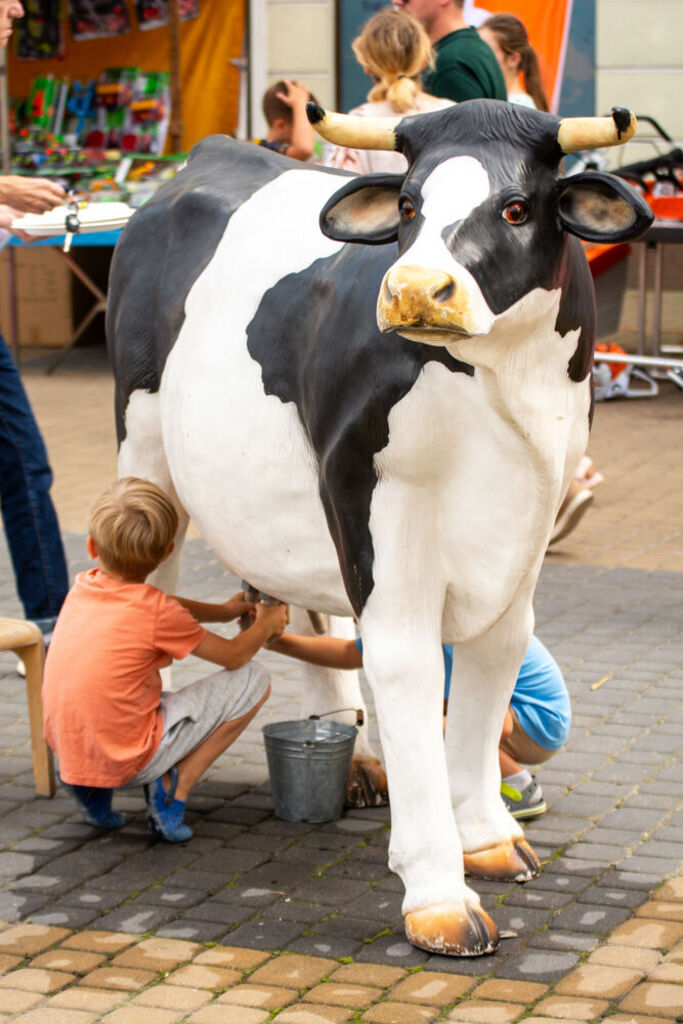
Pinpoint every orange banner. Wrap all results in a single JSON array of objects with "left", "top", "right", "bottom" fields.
[
  {"left": 470, "top": 0, "right": 573, "bottom": 112},
  {"left": 8, "top": 0, "right": 245, "bottom": 152}
]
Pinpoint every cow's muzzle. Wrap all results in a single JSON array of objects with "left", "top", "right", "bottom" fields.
[{"left": 377, "top": 265, "right": 475, "bottom": 339}]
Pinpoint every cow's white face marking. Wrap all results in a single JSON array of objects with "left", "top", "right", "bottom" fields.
[
  {"left": 419, "top": 156, "right": 491, "bottom": 231},
  {"left": 390, "top": 156, "right": 496, "bottom": 338}
]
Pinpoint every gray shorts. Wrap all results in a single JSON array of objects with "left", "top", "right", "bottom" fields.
[{"left": 126, "top": 661, "right": 270, "bottom": 788}]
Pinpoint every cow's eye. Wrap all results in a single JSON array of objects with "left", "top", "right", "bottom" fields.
[
  {"left": 400, "top": 198, "right": 417, "bottom": 220},
  {"left": 503, "top": 200, "right": 528, "bottom": 225}
]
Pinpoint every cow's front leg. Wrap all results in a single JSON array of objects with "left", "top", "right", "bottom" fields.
[
  {"left": 360, "top": 623, "right": 497, "bottom": 956},
  {"left": 287, "top": 607, "right": 388, "bottom": 808},
  {"left": 446, "top": 604, "right": 540, "bottom": 883}
]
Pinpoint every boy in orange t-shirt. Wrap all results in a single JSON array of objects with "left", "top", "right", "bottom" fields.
[{"left": 43, "top": 477, "right": 287, "bottom": 842}]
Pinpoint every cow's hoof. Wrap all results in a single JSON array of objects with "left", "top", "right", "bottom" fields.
[
  {"left": 345, "top": 757, "right": 388, "bottom": 808},
  {"left": 463, "top": 838, "right": 540, "bottom": 882},
  {"left": 405, "top": 902, "right": 498, "bottom": 956}
]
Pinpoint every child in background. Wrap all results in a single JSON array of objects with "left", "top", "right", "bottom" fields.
[
  {"left": 43, "top": 477, "right": 287, "bottom": 842},
  {"left": 257, "top": 79, "right": 316, "bottom": 161},
  {"left": 267, "top": 632, "right": 570, "bottom": 820}
]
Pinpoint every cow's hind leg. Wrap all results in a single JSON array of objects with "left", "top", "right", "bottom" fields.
[
  {"left": 117, "top": 388, "right": 190, "bottom": 600},
  {"left": 287, "top": 607, "right": 388, "bottom": 808},
  {"left": 446, "top": 602, "right": 540, "bottom": 883}
]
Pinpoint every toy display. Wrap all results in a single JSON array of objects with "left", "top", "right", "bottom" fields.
[
  {"left": 135, "top": 0, "right": 199, "bottom": 31},
  {"left": 64, "top": 80, "right": 97, "bottom": 145},
  {"left": 8, "top": 69, "right": 180, "bottom": 209},
  {"left": 24, "top": 75, "right": 68, "bottom": 135},
  {"left": 15, "top": 0, "right": 62, "bottom": 60},
  {"left": 69, "top": 0, "right": 131, "bottom": 42},
  {"left": 14, "top": 68, "right": 171, "bottom": 155},
  {"left": 127, "top": 72, "right": 170, "bottom": 154},
  {"left": 86, "top": 67, "right": 138, "bottom": 149}
]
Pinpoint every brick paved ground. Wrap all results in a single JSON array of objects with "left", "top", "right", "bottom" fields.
[{"left": 0, "top": 348, "right": 680, "bottom": 1021}]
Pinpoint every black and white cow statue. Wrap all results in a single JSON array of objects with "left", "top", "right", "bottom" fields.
[{"left": 107, "top": 100, "right": 652, "bottom": 956}]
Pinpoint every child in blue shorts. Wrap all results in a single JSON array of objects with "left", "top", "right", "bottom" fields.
[
  {"left": 443, "top": 636, "right": 570, "bottom": 818},
  {"left": 267, "top": 632, "right": 570, "bottom": 820}
]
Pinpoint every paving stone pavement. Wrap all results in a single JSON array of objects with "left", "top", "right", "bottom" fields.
[
  {"left": 0, "top": 530, "right": 681, "bottom": 1020},
  {"left": 0, "top": 349, "right": 680, "bottom": 1020}
]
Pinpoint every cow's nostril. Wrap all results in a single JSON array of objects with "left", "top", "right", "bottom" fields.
[{"left": 433, "top": 279, "right": 455, "bottom": 303}]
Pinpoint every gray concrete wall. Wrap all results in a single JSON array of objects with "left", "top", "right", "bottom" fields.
[
  {"left": 597, "top": 0, "right": 682, "bottom": 167},
  {"left": 251, "top": 0, "right": 335, "bottom": 139}
]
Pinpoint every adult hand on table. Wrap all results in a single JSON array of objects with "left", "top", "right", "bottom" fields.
[{"left": 0, "top": 176, "right": 66, "bottom": 214}]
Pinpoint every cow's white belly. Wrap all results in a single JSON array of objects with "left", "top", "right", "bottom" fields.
[{"left": 159, "top": 169, "right": 353, "bottom": 613}]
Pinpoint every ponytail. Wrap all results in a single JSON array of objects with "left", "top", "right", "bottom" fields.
[
  {"left": 482, "top": 13, "right": 549, "bottom": 112},
  {"left": 352, "top": 7, "right": 433, "bottom": 114},
  {"left": 521, "top": 46, "right": 549, "bottom": 112},
  {"left": 371, "top": 73, "right": 421, "bottom": 113}
]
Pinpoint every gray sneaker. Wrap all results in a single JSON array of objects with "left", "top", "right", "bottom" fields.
[{"left": 501, "top": 775, "right": 547, "bottom": 820}]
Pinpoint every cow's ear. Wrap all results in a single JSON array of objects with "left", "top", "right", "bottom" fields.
[
  {"left": 554, "top": 170, "right": 653, "bottom": 243},
  {"left": 320, "top": 173, "right": 404, "bottom": 244}
]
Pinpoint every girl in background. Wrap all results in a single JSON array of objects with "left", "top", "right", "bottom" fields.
[
  {"left": 324, "top": 7, "right": 452, "bottom": 175},
  {"left": 479, "top": 13, "right": 549, "bottom": 111}
]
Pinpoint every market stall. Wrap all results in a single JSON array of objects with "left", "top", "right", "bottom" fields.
[
  {"left": 1, "top": 1, "right": 245, "bottom": 360},
  {"left": 8, "top": 1, "right": 245, "bottom": 154}
]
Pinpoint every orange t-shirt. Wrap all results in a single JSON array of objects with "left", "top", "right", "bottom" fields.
[{"left": 43, "top": 568, "right": 207, "bottom": 787}]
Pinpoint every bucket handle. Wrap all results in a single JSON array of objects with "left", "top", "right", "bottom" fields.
[{"left": 309, "top": 708, "right": 364, "bottom": 728}]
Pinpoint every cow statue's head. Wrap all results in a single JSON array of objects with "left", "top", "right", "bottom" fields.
[{"left": 309, "top": 100, "right": 652, "bottom": 346}]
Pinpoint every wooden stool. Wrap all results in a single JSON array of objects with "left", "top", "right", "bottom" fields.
[{"left": 0, "top": 618, "right": 55, "bottom": 797}]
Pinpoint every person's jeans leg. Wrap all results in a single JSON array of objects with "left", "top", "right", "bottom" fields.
[{"left": 0, "top": 334, "right": 69, "bottom": 620}]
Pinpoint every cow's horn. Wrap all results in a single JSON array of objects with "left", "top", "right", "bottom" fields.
[
  {"left": 557, "top": 107, "right": 637, "bottom": 154},
  {"left": 306, "top": 101, "right": 399, "bottom": 151}
]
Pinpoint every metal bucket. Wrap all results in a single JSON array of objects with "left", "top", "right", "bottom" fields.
[{"left": 263, "top": 718, "right": 357, "bottom": 823}]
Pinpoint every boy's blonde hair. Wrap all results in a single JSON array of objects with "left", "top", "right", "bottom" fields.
[
  {"left": 89, "top": 477, "right": 178, "bottom": 580},
  {"left": 352, "top": 7, "right": 433, "bottom": 114}
]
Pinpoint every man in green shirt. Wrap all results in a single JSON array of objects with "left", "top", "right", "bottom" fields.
[{"left": 392, "top": 0, "right": 507, "bottom": 102}]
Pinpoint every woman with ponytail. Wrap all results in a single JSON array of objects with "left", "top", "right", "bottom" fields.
[
  {"left": 324, "top": 7, "right": 452, "bottom": 175},
  {"left": 479, "top": 14, "right": 549, "bottom": 112}
]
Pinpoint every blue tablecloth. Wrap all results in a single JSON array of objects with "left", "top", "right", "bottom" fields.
[{"left": 8, "top": 229, "right": 122, "bottom": 248}]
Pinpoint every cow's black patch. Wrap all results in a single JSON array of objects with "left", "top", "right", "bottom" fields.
[
  {"left": 107, "top": 135, "right": 330, "bottom": 441},
  {"left": 436, "top": 151, "right": 563, "bottom": 315},
  {"left": 246, "top": 243, "right": 473, "bottom": 616}
]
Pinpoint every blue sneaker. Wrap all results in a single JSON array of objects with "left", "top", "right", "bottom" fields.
[
  {"left": 58, "top": 775, "right": 125, "bottom": 829},
  {"left": 144, "top": 766, "right": 192, "bottom": 842}
]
